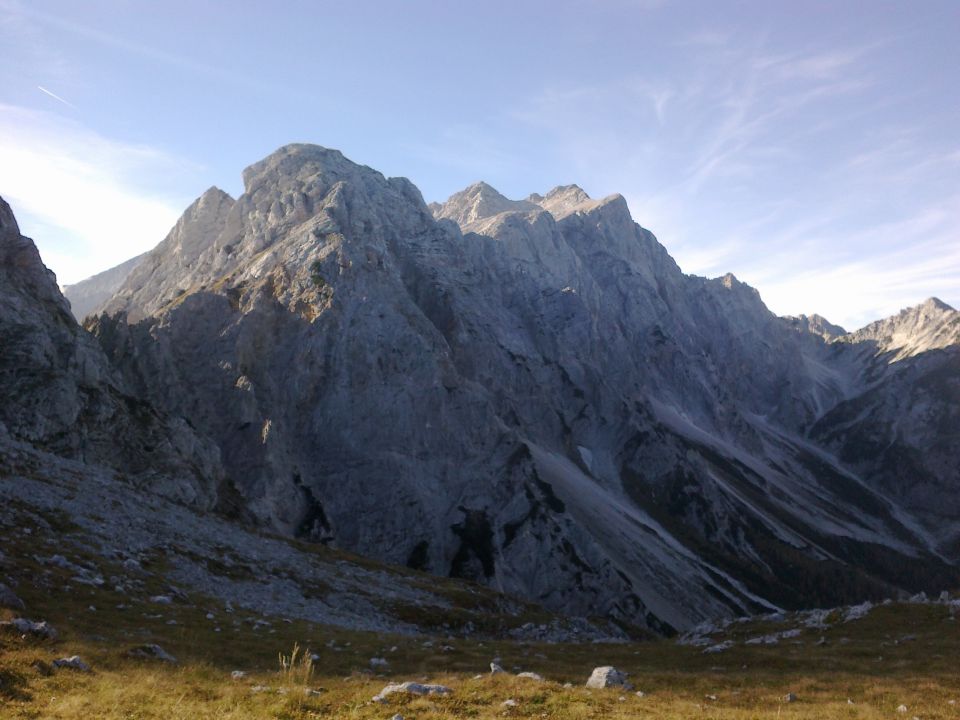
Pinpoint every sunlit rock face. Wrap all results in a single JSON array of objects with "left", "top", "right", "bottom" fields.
[
  {"left": 0, "top": 197, "right": 221, "bottom": 509},
  {"left": 83, "top": 144, "right": 960, "bottom": 632}
]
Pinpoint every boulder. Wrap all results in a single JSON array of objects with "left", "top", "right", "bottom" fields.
[
  {"left": 372, "top": 681, "right": 452, "bottom": 703},
  {"left": 585, "top": 666, "right": 631, "bottom": 690},
  {"left": 128, "top": 643, "right": 178, "bottom": 663},
  {"left": 0, "top": 582, "right": 25, "bottom": 611},
  {"left": 53, "top": 656, "right": 90, "bottom": 672},
  {"left": 0, "top": 618, "right": 57, "bottom": 639}
]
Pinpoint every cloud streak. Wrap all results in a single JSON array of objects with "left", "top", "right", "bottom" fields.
[{"left": 36, "top": 85, "right": 76, "bottom": 109}]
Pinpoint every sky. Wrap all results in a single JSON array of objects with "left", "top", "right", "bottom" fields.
[{"left": 0, "top": 0, "right": 957, "bottom": 330}]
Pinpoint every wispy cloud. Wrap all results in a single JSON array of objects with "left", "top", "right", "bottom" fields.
[
  {"left": 506, "top": 28, "right": 957, "bottom": 328},
  {"left": 0, "top": 105, "right": 200, "bottom": 285}
]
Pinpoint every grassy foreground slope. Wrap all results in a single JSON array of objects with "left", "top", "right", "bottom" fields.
[
  {"left": 3, "top": 589, "right": 960, "bottom": 719},
  {"left": 1, "top": 444, "right": 959, "bottom": 718}
]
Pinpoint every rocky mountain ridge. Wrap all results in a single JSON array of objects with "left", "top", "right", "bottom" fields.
[{"left": 8, "top": 144, "right": 960, "bottom": 635}]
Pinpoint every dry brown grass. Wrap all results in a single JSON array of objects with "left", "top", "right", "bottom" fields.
[
  {"left": 2, "top": 499, "right": 959, "bottom": 718},
  {"left": 3, "top": 592, "right": 960, "bottom": 719}
]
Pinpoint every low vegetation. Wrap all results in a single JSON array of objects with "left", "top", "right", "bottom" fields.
[
  {"left": 1, "top": 490, "right": 959, "bottom": 718},
  {"left": 3, "top": 564, "right": 960, "bottom": 718}
]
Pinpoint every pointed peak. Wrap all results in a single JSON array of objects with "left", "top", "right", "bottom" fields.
[
  {"left": 920, "top": 296, "right": 954, "bottom": 312},
  {"left": 433, "top": 182, "right": 538, "bottom": 228},
  {"left": 456, "top": 181, "right": 509, "bottom": 201},
  {"left": 713, "top": 272, "right": 763, "bottom": 301},
  {"left": 178, "top": 185, "right": 235, "bottom": 227},
  {"left": 199, "top": 185, "right": 234, "bottom": 202},
  {"left": 533, "top": 185, "right": 604, "bottom": 219},
  {"left": 543, "top": 184, "right": 591, "bottom": 204}
]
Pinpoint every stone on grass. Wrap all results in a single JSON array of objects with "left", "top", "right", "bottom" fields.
[
  {"left": 517, "top": 671, "right": 543, "bottom": 681},
  {"left": 231, "top": 670, "right": 247, "bottom": 679},
  {"left": 0, "top": 582, "right": 25, "bottom": 611},
  {"left": 896, "top": 705, "right": 908, "bottom": 713},
  {"left": 370, "top": 656, "right": 389, "bottom": 669},
  {"left": 702, "top": 640, "right": 734, "bottom": 654},
  {"left": 0, "top": 618, "right": 57, "bottom": 639},
  {"left": 53, "top": 656, "right": 90, "bottom": 672},
  {"left": 585, "top": 666, "right": 632, "bottom": 689},
  {"left": 128, "top": 643, "right": 178, "bottom": 663},
  {"left": 783, "top": 692, "right": 797, "bottom": 703},
  {"left": 490, "top": 661, "right": 506, "bottom": 675},
  {"left": 372, "top": 681, "right": 452, "bottom": 703},
  {"left": 502, "top": 699, "right": 518, "bottom": 707}
]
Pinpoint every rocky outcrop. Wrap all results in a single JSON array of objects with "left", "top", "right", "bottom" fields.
[
  {"left": 0, "top": 196, "right": 222, "bottom": 508},
  {"left": 82, "top": 145, "right": 960, "bottom": 633}
]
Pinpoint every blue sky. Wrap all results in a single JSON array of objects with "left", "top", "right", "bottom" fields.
[{"left": 0, "top": 0, "right": 957, "bottom": 329}]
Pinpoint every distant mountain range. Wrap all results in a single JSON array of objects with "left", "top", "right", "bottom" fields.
[{"left": 3, "top": 144, "right": 957, "bottom": 634}]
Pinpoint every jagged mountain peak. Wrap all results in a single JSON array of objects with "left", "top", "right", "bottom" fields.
[
  {"left": 432, "top": 180, "right": 540, "bottom": 228},
  {"left": 534, "top": 184, "right": 594, "bottom": 218},
  {"left": 713, "top": 272, "right": 762, "bottom": 300},
  {"left": 783, "top": 313, "right": 848, "bottom": 342},
  {"left": 434, "top": 178, "right": 630, "bottom": 230},
  {"left": 846, "top": 297, "right": 960, "bottom": 360},
  {"left": 921, "top": 296, "right": 955, "bottom": 312},
  {"left": 195, "top": 185, "right": 234, "bottom": 206},
  {"left": 544, "top": 183, "right": 590, "bottom": 201}
]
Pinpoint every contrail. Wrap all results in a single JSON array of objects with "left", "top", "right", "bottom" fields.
[{"left": 37, "top": 85, "right": 77, "bottom": 109}]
